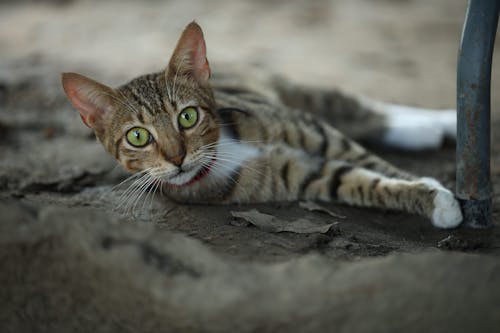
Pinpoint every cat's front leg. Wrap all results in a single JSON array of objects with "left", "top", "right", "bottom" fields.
[
  {"left": 303, "top": 162, "right": 463, "bottom": 228},
  {"left": 418, "top": 177, "right": 463, "bottom": 228}
]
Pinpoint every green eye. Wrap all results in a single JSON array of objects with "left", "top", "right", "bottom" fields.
[
  {"left": 178, "top": 107, "right": 199, "bottom": 129},
  {"left": 126, "top": 127, "right": 151, "bottom": 147}
]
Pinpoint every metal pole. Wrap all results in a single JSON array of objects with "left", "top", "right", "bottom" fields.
[{"left": 457, "top": 0, "right": 499, "bottom": 228}]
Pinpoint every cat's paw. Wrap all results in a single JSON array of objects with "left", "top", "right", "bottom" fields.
[
  {"left": 420, "top": 177, "right": 462, "bottom": 228},
  {"left": 436, "top": 109, "right": 457, "bottom": 140},
  {"left": 381, "top": 104, "right": 456, "bottom": 151},
  {"left": 431, "top": 188, "right": 462, "bottom": 228}
]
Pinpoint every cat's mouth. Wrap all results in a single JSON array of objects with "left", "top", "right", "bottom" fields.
[{"left": 164, "top": 154, "right": 217, "bottom": 187}]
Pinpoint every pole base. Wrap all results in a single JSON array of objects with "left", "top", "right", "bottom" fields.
[{"left": 459, "top": 198, "right": 493, "bottom": 229}]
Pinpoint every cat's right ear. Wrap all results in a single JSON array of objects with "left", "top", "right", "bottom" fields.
[
  {"left": 61, "top": 72, "right": 117, "bottom": 131},
  {"left": 167, "top": 21, "right": 211, "bottom": 85}
]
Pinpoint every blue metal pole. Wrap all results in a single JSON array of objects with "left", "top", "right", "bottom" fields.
[{"left": 457, "top": 0, "right": 500, "bottom": 228}]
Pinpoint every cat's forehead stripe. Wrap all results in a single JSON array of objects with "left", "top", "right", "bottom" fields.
[
  {"left": 134, "top": 82, "right": 157, "bottom": 113},
  {"left": 136, "top": 112, "right": 144, "bottom": 123},
  {"left": 120, "top": 73, "right": 217, "bottom": 118},
  {"left": 152, "top": 77, "right": 167, "bottom": 112},
  {"left": 126, "top": 85, "right": 155, "bottom": 115}
]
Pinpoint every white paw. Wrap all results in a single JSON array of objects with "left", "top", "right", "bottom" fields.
[
  {"left": 420, "top": 177, "right": 463, "bottom": 228},
  {"left": 435, "top": 109, "right": 457, "bottom": 140},
  {"left": 431, "top": 189, "right": 463, "bottom": 228},
  {"left": 380, "top": 104, "right": 456, "bottom": 151},
  {"left": 383, "top": 120, "right": 443, "bottom": 150}
]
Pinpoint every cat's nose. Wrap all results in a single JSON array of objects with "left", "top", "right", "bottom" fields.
[{"left": 168, "top": 152, "right": 185, "bottom": 167}]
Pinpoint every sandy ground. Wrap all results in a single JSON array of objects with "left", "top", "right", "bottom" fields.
[{"left": 1, "top": 0, "right": 500, "bottom": 331}]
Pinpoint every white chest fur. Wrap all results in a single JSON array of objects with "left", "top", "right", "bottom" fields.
[{"left": 209, "top": 128, "right": 261, "bottom": 180}]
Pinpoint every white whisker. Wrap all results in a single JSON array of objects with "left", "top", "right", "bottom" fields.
[
  {"left": 115, "top": 172, "right": 151, "bottom": 207},
  {"left": 111, "top": 168, "right": 151, "bottom": 191},
  {"left": 203, "top": 158, "right": 252, "bottom": 202},
  {"left": 129, "top": 176, "right": 157, "bottom": 215},
  {"left": 116, "top": 174, "right": 152, "bottom": 212}
]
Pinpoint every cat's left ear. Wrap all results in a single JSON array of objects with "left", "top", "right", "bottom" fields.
[
  {"left": 167, "top": 21, "right": 211, "bottom": 85},
  {"left": 61, "top": 72, "right": 118, "bottom": 132}
]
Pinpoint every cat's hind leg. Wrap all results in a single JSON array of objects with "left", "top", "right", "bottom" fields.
[
  {"left": 272, "top": 77, "right": 456, "bottom": 151},
  {"left": 369, "top": 101, "right": 456, "bottom": 151}
]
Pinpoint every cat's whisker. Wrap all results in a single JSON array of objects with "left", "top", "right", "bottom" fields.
[
  {"left": 210, "top": 154, "right": 262, "bottom": 169},
  {"left": 207, "top": 150, "right": 260, "bottom": 158},
  {"left": 149, "top": 168, "right": 181, "bottom": 181},
  {"left": 201, "top": 138, "right": 263, "bottom": 148},
  {"left": 147, "top": 179, "right": 162, "bottom": 213},
  {"left": 160, "top": 180, "right": 164, "bottom": 197},
  {"left": 116, "top": 168, "right": 159, "bottom": 211},
  {"left": 115, "top": 173, "right": 153, "bottom": 212},
  {"left": 102, "top": 171, "right": 144, "bottom": 202},
  {"left": 114, "top": 168, "right": 153, "bottom": 195},
  {"left": 198, "top": 152, "right": 265, "bottom": 178},
  {"left": 129, "top": 179, "right": 163, "bottom": 217},
  {"left": 128, "top": 175, "right": 157, "bottom": 216},
  {"left": 111, "top": 168, "right": 151, "bottom": 192},
  {"left": 202, "top": 158, "right": 252, "bottom": 202},
  {"left": 197, "top": 152, "right": 240, "bottom": 160},
  {"left": 115, "top": 173, "right": 150, "bottom": 206},
  {"left": 194, "top": 154, "right": 264, "bottom": 180},
  {"left": 200, "top": 137, "right": 263, "bottom": 146},
  {"left": 223, "top": 161, "right": 265, "bottom": 180},
  {"left": 200, "top": 154, "right": 245, "bottom": 178},
  {"left": 141, "top": 179, "right": 156, "bottom": 214}
]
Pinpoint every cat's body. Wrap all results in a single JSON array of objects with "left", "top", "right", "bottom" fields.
[{"left": 62, "top": 22, "right": 462, "bottom": 228}]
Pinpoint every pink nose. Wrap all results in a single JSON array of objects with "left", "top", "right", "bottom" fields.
[{"left": 168, "top": 153, "right": 185, "bottom": 167}]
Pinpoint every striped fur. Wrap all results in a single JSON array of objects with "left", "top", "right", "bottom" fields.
[{"left": 61, "top": 22, "right": 462, "bottom": 228}]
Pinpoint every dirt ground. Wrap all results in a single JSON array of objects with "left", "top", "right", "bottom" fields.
[{"left": 1, "top": 0, "right": 500, "bottom": 331}]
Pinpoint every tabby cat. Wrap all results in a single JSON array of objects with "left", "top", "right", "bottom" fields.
[{"left": 61, "top": 22, "right": 462, "bottom": 228}]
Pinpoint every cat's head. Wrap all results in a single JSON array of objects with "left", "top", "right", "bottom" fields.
[{"left": 62, "top": 22, "right": 221, "bottom": 186}]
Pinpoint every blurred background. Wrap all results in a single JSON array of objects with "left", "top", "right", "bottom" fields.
[{"left": 0, "top": 0, "right": 480, "bottom": 108}]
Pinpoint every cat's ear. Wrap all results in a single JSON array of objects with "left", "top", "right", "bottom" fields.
[
  {"left": 167, "top": 21, "right": 211, "bottom": 85},
  {"left": 61, "top": 72, "right": 117, "bottom": 131}
]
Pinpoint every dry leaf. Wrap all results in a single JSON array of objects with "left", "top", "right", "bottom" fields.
[
  {"left": 299, "top": 201, "right": 346, "bottom": 219},
  {"left": 231, "top": 209, "right": 334, "bottom": 234}
]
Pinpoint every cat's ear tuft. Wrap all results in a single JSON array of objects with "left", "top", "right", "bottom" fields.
[
  {"left": 167, "top": 21, "right": 211, "bottom": 85},
  {"left": 61, "top": 72, "right": 117, "bottom": 131}
]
